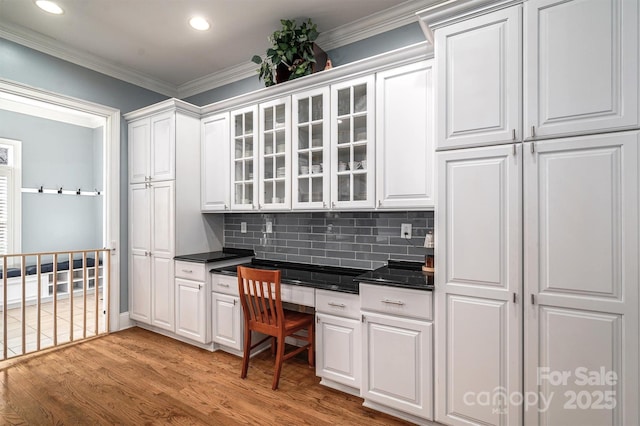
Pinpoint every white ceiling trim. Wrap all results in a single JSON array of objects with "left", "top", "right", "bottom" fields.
[
  {"left": 1, "top": 0, "right": 434, "bottom": 100},
  {"left": 0, "top": 22, "right": 178, "bottom": 97}
]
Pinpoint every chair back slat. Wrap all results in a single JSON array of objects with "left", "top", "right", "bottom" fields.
[{"left": 237, "top": 267, "right": 284, "bottom": 332}]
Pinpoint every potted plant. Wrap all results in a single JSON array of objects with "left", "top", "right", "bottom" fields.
[{"left": 252, "top": 18, "right": 328, "bottom": 87}]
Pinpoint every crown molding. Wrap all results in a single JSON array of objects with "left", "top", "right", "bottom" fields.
[
  {"left": 199, "top": 41, "right": 432, "bottom": 117},
  {"left": 2, "top": 0, "right": 437, "bottom": 100},
  {"left": 0, "top": 22, "right": 178, "bottom": 97}
]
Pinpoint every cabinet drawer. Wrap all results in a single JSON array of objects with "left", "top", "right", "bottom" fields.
[
  {"left": 175, "top": 261, "right": 206, "bottom": 281},
  {"left": 316, "top": 290, "right": 360, "bottom": 319},
  {"left": 211, "top": 273, "right": 239, "bottom": 296},
  {"left": 282, "top": 284, "right": 315, "bottom": 307},
  {"left": 360, "top": 283, "right": 432, "bottom": 320}
]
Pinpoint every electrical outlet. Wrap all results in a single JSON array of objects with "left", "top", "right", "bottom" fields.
[
  {"left": 241, "top": 222, "right": 247, "bottom": 233},
  {"left": 400, "top": 223, "right": 412, "bottom": 239},
  {"left": 266, "top": 221, "right": 273, "bottom": 233}
]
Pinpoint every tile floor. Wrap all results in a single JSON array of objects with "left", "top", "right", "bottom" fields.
[{"left": 0, "top": 292, "right": 106, "bottom": 359}]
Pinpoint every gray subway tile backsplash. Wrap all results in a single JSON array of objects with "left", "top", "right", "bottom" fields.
[{"left": 223, "top": 211, "right": 434, "bottom": 271}]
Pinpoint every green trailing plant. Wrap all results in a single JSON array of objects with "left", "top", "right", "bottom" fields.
[{"left": 251, "top": 18, "right": 319, "bottom": 87}]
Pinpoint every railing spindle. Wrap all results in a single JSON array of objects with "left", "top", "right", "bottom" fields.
[
  {"left": 82, "top": 252, "right": 87, "bottom": 339},
  {"left": 3, "top": 255, "right": 7, "bottom": 361},
  {"left": 53, "top": 253, "right": 58, "bottom": 346},
  {"left": 37, "top": 254, "right": 41, "bottom": 352}
]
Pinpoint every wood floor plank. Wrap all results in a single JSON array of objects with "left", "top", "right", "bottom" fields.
[{"left": 0, "top": 327, "right": 412, "bottom": 425}]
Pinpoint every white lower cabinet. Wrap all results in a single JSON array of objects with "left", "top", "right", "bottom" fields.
[
  {"left": 175, "top": 277, "right": 209, "bottom": 343},
  {"left": 361, "top": 284, "right": 433, "bottom": 422},
  {"left": 211, "top": 291, "right": 242, "bottom": 351},
  {"left": 211, "top": 273, "right": 244, "bottom": 354},
  {"left": 315, "top": 290, "right": 361, "bottom": 395}
]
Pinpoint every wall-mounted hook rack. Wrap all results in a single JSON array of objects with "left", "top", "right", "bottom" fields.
[{"left": 21, "top": 186, "right": 104, "bottom": 197}]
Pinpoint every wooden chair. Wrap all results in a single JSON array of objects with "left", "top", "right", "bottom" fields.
[{"left": 237, "top": 266, "right": 315, "bottom": 390}]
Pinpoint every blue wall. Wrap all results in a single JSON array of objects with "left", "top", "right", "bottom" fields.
[{"left": 0, "top": 110, "right": 103, "bottom": 252}]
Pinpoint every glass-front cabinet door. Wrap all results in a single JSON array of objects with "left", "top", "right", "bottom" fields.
[
  {"left": 259, "top": 98, "right": 291, "bottom": 210},
  {"left": 331, "top": 75, "right": 376, "bottom": 208},
  {"left": 292, "top": 87, "right": 330, "bottom": 209},
  {"left": 231, "top": 105, "right": 258, "bottom": 210}
]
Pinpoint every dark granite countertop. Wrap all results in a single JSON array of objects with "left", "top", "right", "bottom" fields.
[
  {"left": 211, "top": 259, "right": 433, "bottom": 294},
  {"left": 174, "top": 248, "right": 254, "bottom": 263},
  {"left": 211, "top": 259, "right": 364, "bottom": 294},
  {"left": 357, "top": 260, "right": 434, "bottom": 291}
]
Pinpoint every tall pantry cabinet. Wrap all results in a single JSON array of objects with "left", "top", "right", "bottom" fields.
[
  {"left": 126, "top": 100, "right": 218, "bottom": 333},
  {"left": 419, "top": 0, "right": 639, "bottom": 425}
]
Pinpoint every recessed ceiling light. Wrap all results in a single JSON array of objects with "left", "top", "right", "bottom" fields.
[
  {"left": 35, "top": 0, "right": 64, "bottom": 15},
  {"left": 189, "top": 16, "right": 210, "bottom": 31}
]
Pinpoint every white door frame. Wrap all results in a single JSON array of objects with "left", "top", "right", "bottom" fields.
[{"left": 0, "top": 78, "right": 121, "bottom": 332}]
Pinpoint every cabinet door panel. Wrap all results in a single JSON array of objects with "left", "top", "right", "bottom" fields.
[
  {"left": 176, "top": 278, "right": 207, "bottom": 343},
  {"left": 230, "top": 105, "right": 259, "bottom": 210},
  {"left": 292, "top": 87, "right": 330, "bottom": 210},
  {"left": 150, "top": 255, "right": 174, "bottom": 331},
  {"left": 201, "top": 113, "right": 230, "bottom": 211},
  {"left": 362, "top": 312, "right": 432, "bottom": 420},
  {"left": 316, "top": 313, "right": 361, "bottom": 389},
  {"left": 435, "top": 144, "right": 521, "bottom": 425},
  {"left": 525, "top": 0, "right": 639, "bottom": 138},
  {"left": 376, "top": 61, "right": 435, "bottom": 209},
  {"left": 129, "top": 253, "right": 150, "bottom": 322},
  {"left": 212, "top": 292, "right": 242, "bottom": 350},
  {"left": 259, "top": 97, "right": 291, "bottom": 210},
  {"left": 331, "top": 75, "right": 376, "bottom": 208},
  {"left": 129, "top": 119, "right": 149, "bottom": 184},
  {"left": 524, "top": 133, "right": 639, "bottom": 426},
  {"left": 436, "top": 6, "right": 521, "bottom": 149},
  {"left": 150, "top": 112, "right": 175, "bottom": 181},
  {"left": 129, "top": 184, "right": 149, "bottom": 254},
  {"left": 150, "top": 181, "right": 175, "bottom": 257}
]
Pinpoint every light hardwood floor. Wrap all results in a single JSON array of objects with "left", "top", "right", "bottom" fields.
[{"left": 0, "top": 327, "right": 412, "bottom": 425}]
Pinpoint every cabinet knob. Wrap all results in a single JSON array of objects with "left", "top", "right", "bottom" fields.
[
  {"left": 378, "top": 200, "right": 382, "bottom": 207},
  {"left": 331, "top": 201, "right": 336, "bottom": 208},
  {"left": 531, "top": 125, "right": 536, "bottom": 138}
]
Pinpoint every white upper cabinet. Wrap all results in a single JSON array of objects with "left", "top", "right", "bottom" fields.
[
  {"left": 292, "top": 87, "right": 331, "bottom": 210},
  {"left": 129, "top": 118, "right": 150, "bottom": 184},
  {"left": 230, "top": 105, "right": 259, "bottom": 211},
  {"left": 201, "top": 113, "right": 230, "bottom": 211},
  {"left": 435, "top": 5, "right": 522, "bottom": 150},
  {"left": 150, "top": 112, "right": 176, "bottom": 181},
  {"left": 259, "top": 97, "right": 291, "bottom": 210},
  {"left": 376, "top": 60, "right": 435, "bottom": 209},
  {"left": 129, "top": 111, "right": 176, "bottom": 183},
  {"left": 524, "top": 0, "right": 639, "bottom": 139},
  {"left": 331, "top": 76, "right": 376, "bottom": 209}
]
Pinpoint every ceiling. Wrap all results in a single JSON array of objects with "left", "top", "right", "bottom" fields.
[{"left": 0, "top": 0, "right": 434, "bottom": 98}]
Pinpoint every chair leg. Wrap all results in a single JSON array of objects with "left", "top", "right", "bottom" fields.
[
  {"left": 308, "top": 322, "right": 315, "bottom": 368},
  {"left": 272, "top": 335, "right": 286, "bottom": 390},
  {"left": 240, "top": 324, "right": 251, "bottom": 379}
]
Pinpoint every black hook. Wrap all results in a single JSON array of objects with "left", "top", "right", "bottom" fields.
[
  {"left": 38, "top": 186, "right": 43, "bottom": 193},
  {"left": 58, "top": 187, "right": 63, "bottom": 194},
  {"left": 76, "top": 188, "right": 81, "bottom": 195}
]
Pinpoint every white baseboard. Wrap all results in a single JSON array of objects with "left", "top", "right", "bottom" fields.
[{"left": 117, "top": 312, "right": 134, "bottom": 331}]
